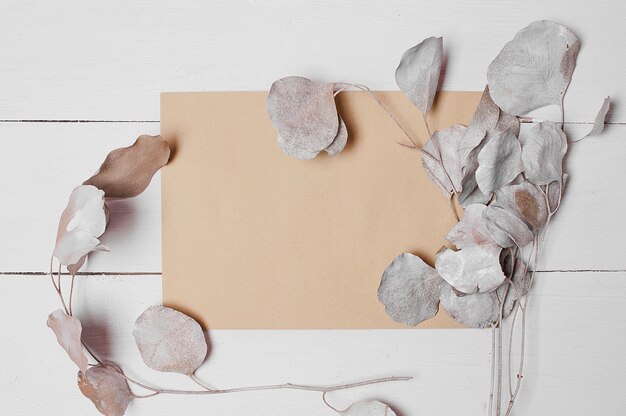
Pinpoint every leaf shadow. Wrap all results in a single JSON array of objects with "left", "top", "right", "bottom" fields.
[{"left": 98, "top": 198, "right": 137, "bottom": 248}]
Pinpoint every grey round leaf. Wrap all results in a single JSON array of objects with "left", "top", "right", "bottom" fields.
[
  {"left": 435, "top": 245, "right": 505, "bottom": 294},
  {"left": 133, "top": 305, "right": 207, "bottom": 375},
  {"left": 378, "top": 253, "right": 442, "bottom": 326},
  {"left": 522, "top": 121, "right": 568, "bottom": 186}
]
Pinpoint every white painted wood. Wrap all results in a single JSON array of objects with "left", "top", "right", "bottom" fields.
[
  {"left": 0, "top": 0, "right": 623, "bottom": 122},
  {"left": 1, "top": 123, "right": 624, "bottom": 273},
  {"left": 1, "top": 272, "right": 623, "bottom": 415}
]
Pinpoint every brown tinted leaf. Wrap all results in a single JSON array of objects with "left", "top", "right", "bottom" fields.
[
  {"left": 84, "top": 135, "right": 170, "bottom": 198},
  {"left": 341, "top": 400, "right": 398, "bottom": 416},
  {"left": 446, "top": 203, "right": 497, "bottom": 249},
  {"left": 487, "top": 21, "right": 580, "bottom": 115},
  {"left": 476, "top": 129, "right": 523, "bottom": 195},
  {"left": 377, "top": 253, "right": 442, "bottom": 326},
  {"left": 133, "top": 306, "right": 207, "bottom": 375},
  {"left": 435, "top": 245, "right": 505, "bottom": 294},
  {"left": 493, "top": 182, "right": 548, "bottom": 230},
  {"left": 522, "top": 121, "right": 568, "bottom": 186},
  {"left": 78, "top": 363, "right": 133, "bottom": 416},
  {"left": 395, "top": 36, "right": 443, "bottom": 115},
  {"left": 422, "top": 124, "right": 466, "bottom": 195},
  {"left": 53, "top": 185, "right": 109, "bottom": 266},
  {"left": 47, "top": 309, "right": 88, "bottom": 373},
  {"left": 267, "top": 76, "right": 339, "bottom": 154}
]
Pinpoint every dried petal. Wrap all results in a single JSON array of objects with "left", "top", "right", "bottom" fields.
[
  {"left": 435, "top": 245, "right": 505, "bottom": 294},
  {"left": 487, "top": 21, "right": 580, "bottom": 115},
  {"left": 422, "top": 124, "right": 466, "bottom": 195},
  {"left": 482, "top": 205, "right": 534, "bottom": 248},
  {"left": 341, "top": 400, "right": 398, "bottom": 416},
  {"left": 476, "top": 130, "right": 523, "bottom": 195},
  {"left": 267, "top": 76, "right": 339, "bottom": 154},
  {"left": 325, "top": 115, "right": 348, "bottom": 156},
  {"left": 395, "top": 36, "right": 443, "bottom": 115},
  {"left": 522, "top": 121, "right": 568, "bottom": 185},
  {"left": 47, "top": 309, "right": 88, "bottom": 373},
  {"left": 377, "top": 253, "right": 442, "bottom": 326},
  {"left": 446, "top": 204, "right": 496, "bottom": 249},
  {"left": 133, "top": 305, "right": 207, "bottom": 375},
  {"left": 53, "top": 185, "right": 109, "bottom": 266},
  {"left": 84, "top": 135, "right": 170, "bottom": 198},
  {"left": 78, "top": 363, "right": 132, "bottom": 416}
]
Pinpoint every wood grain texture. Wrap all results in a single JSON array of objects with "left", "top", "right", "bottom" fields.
[
  {"left": 0, "top": 0, "right": 623, "bottom": 122},
  {"left": 1, "top": 273, "right": 624, "bottom": 415},
  {"left": 1, "top": 1, "right": 625, "bottom": 415}
]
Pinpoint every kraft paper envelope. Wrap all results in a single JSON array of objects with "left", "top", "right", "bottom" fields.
[{"left": 161, "top": 91, "right": 482, "bottom": 329}]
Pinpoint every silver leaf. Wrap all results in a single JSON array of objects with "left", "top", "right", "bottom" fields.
[
  {"left": 487, "top": 20, "right": 580, "bottom": 115},
  {"left": 422, "top": 124, "right": 466, "bottom": 195},
  {"left": 377, "top": 253, "right": 442, "bottom": 326},
  {"left": 482, "top": 205, "right": 534, "bottom": 248},
  {"left": 325, "top": 115, "right": 349, "bottom": 156},
  {"left": 476, "top": 129, "right": 523, "bottom": 195},
  {"left": 395, "top": 36, "right": 443, "bottom": 115},
  {"left": 522, "top": 121, "right": 568, "bottom": 185},
  {"left": 446, "top": 203, "right": 497, "bottom": 249},
  {"left": 435, "top": 245, "right": 505, "bottom": 294},
  {"left": 341, "top": 400, "right": 398, "bottom": 416}
]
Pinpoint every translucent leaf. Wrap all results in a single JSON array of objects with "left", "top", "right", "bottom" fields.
[
  {"left": 493, "top": 182, "right": 548, "bottom": 230},
  {"left": 47, "top": 309, "right": 88, "bottom": 373},
  {"left": 267, "top": 76, "right": 339, "bottom": 155},
  {"left": 446, "top": 203, "right": 497, "bottom": 249},
  {"left": 377, "top": 253, "right": 442, "bottom": 326},
  {"left": 487, "top": 20, "right": 580, "bottom": 115},
  {"left": 84, "top": 135, "right": 170, "bottom": 198},
  {"left": 476, "top": 129, "right": 523, "bottom": 195},
  {"left": 482, "top": 205, "right": 534, "bottom": 248},
  {"left": 395, "top": 36, "right": 443, "bottom": 115},
  {"left": 435, "top": 245, "right": 505, "bottom": 294},
  {"left": 422, "top": 124, "right": 466, "bottom": 195},
  {"left": 459, "top": 86, "right": 499, "bottom": 164},
  {"left": 325, "top": 115, "right": 349, "bottom": 156},
  {"left": 341, "top": 400, "right": 397, "bottom": 416},
  {"left": 522, "top": 121, "right": 568, "bottom": 186},
  {"left": 53, "top": 185, "right": 109, "bottom": 266},
  {"left": 78, "top": 363, "right": 133, "bottom": 416},
  {"left": 133, "top": 305, "right": 207, "bottom": 375}
]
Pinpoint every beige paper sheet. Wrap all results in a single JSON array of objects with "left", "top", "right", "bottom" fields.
[{"left": 161, "top": 91, "right": 482, "bottom": 329}]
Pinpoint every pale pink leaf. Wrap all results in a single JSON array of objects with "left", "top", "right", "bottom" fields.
[
  {"left": 47, "top": 309, "right": 88, "bottom": 373},
  {"left": 78, "top": 363, "right": 133, "bottom": 416}
]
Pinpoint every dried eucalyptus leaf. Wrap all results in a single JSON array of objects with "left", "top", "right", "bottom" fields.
[
  {"left": 522, "top": 121, "right": 568, "bottom": 185},
  {"left": 133, "top": 305, "right": 207, "bottom": 375},
  {"left": 84, "top": 135, "right": 170, "bottom": 198},
  {"left": 585, "top": 96, "right": 611, "bottom": 138},
  {"left": 459, "top": 86, "right": 499, "bottom": 164},
  {"left": 483, "top": 205, "right": 534, "bottom": 248},
  {"left": 547, "top": 180, "right": 563, "bottom": 214},
  {"left": 476, "top": 129, "right": 523, "bottom": 195},
  {"left": 440, "top": 282, "right": 499, "bottom": 328},
  {"left": 53, "top": 185, "right": 109, "bottom": 266},
  {"left": 458, "top": 135, "right": 492, "bottom": 207},
  {"left": 395, "top": 36, "right": 443, "bottom": 115},
  {"left": 377, "top": 253, "right": 442, "bottom": 326},
  {"left": 47, "top": 309, "right": 88, "bottom": 373},
  {"left": 435, "top": 245, "right": 505, "bottom": 294},
  {"left": 493, "top": 182, "right": 548, "bottom": 230},
  {"left": 325, "top": 115, "right": 348, "bottom": 156},
  {"left": 267, "top": 76, "right": 339, "bottom": 153},
  {"left": 496, "top": 111, "right": 520, "bottom": 137},
  {"left": 277, "top": 134, "right": 320, "bottom": 160},
  {"left": 487, "top": 21, "right": 580, "bottom": 115},
  {"left": 446, "top": 203, "right": 496, "bottom": 249},
  {"left": 422, "top": 124, "right": 466, "bottom": 195},
  {"left": 78, "top": 363, "right": 132, "bottom": 416},
  {"left": 341, "top": 400, "right": 398, "bottom": 416}
]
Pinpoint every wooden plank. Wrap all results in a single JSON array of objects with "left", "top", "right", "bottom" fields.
[
  {"left": 0, "top": 1, "right": 623, "bottom": 121},
  {"left": 1, "top": 122, "right": 624, "bottom": 273},
  {"left": 0, "top": 272, "right": 623, "bottom": 415}
]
